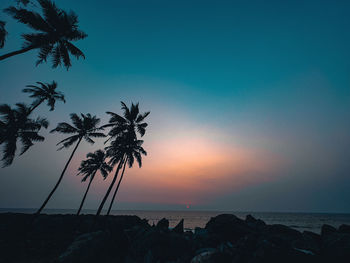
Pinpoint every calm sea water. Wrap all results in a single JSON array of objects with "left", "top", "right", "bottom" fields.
[{"left": 1, "top": 208, "right": 350, "bottom": 233}]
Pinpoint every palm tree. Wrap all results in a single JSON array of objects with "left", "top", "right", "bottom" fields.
[
  {"left": 1, "top": 0, "right": 87, "bottom": 69},
  {"left": 95, "top": 141, "right": 125, "bottom": 217},
  {"left": 22, "top": 81, "right": 65, "bottom": 115},
  {"left": 95, "top": 102, "right": 150, "bottom": 216},
  {"left": 76, "top": 150, "right": 112, "bottom": 215},
  {"left": 105, "top": 135, "right": 147, "bottom": 215},
  {"left": 36, "top": 113, "right": 105, "bottom": 214},
  {"left": 0, "top": 21, "right": 7, "bottom": 48},
  {"left": 103, "top": 101, "right": 150, "bottom": 140},
  {"left": 0, "top": 103, "right": 48, "bottom": 167}
]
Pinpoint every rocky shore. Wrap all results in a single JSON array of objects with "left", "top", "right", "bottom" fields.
[{"left": 0, "top": 213, "right": 349, "bottom": 263}]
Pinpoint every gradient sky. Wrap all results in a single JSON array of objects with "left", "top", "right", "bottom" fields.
[{"left": 0, "top": 0, "right": 350, "bottom": 213}]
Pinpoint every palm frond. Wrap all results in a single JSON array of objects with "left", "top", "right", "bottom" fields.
[
  {"left": 0, "top": 20, "right": 8, "bottom": 48},
  {"left": 65, "top": 41, "right": 85, "bottom": 59},
  {"left": 4, "top": 6, "right": 50, "bottom": 32}
]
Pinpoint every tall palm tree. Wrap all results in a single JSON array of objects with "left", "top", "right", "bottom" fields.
[
  {"left": 36, "top": 113, "right": 105, "bottom": 214},
  {"left": 95, "top": 102, "right": 150, "bottom": 216},
  {"left": 0, "top": 21, "right": 7, "bottom": 48},
  {"left": 76, "top": 150, "right": 112, "bottom": 215},
  {"left": 1, "top": 0, "right": 87, "bottom": 69},
  {"left": 95, "top": 142, "right": 125, "bottom": 217},
  {"left": 22, "top": 81, "right": 65, "bottom": 115},
  {"left": 0, "top": 103, "right": 48, "bottom": 167},
  {"left": 105, "top": 135, "right": 147, "bottom": 215}
]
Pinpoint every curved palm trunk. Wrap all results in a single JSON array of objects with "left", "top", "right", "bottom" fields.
[
  {"left": 0, "top": 46, "right": 36, "bottom": 61},
  {"left": 27, "top": 99, "right": 44, "bottom": 116},
  {"left": 77, "top": 171, "right": 96, "bottom": 216},
  {"left": 36, "top": 137, "right": 82, "bottom": 214},
  {"left": 106, "top": 158, "right": 127, "bottom": 215},
  {"left": 95, "top": 156, "right": 125, "bottom": 216}
]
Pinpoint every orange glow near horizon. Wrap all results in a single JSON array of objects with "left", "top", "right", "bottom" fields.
[
  {"left": 67, "top": 115, "right": 284, "bottom": 208},
  {"left": 108, "top": 125, "right": 283, "bottom": 206}
]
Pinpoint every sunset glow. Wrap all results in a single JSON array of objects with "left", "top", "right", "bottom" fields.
[{"left": 1, "top": 0, "right": 349, "bottom": 214}]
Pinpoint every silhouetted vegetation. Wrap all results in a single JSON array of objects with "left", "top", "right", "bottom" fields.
[
  {"left": 23, "top": 81, "right": 65, "bottom": 114},
  {"left": 105, "top": 133, "right": 147, "bottom": 215},
  {"left": 1, "top": 0, "right": 87, "bottom": 69},
  {"left": 36, "top": 113, "right": 105, "bottom": 214},
  {"left": 76, "top": 150, "right": 112, "bottom": 215},
  {"left": 0, "top": 0, "right": 150, "bottom": 217},
  {"left": 96, "top": 102, "right": 150, "bottom": 216},
  {"left": 0, "top": 20, "right": 7, "bottom": 48},
  {"left": 0, "top": 103, "right": 48, "bottom": 167}
]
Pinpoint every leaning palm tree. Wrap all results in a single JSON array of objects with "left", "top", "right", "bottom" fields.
[
  {"left": 105, "top": 135, "right": 147, "bottom": 215},
  {"left": 76, "top": 150, "right": 112, "bottom": 215},
  {"left": 0, "top": 103, "right": 48, "bottom": 167},
  {"left": 22, "top": 81, "right": 65, "bottom": 115},
  {"left": 1, "top": 0, "right": 87, "bottom": 69},
  {"left": 95, "top": 102, "right": 150, "bottom": 216},
  {"left": 36, "top": 113, "right": 105, "bottom": 214},
  {"left": 95, "top": 137, "right": 126, "bottom": 217},
  {"left": 0, "top": 21, "right": 7, "bottom": 48}
]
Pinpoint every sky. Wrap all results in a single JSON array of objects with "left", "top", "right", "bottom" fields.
[{"left": 0, "top": 0, "right": 350, "bottom": 213}]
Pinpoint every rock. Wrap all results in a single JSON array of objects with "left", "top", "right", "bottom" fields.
[
  {"left": 321, "top": 224, "right": 337, "bottom": 236},
  {"left": 245, "top": 214, "right": 266, "bottom": 230},
  {"left": 320, "top": 226, "right": 350, "bottom": 262},
  {"left": 339, "top": 224, "right": 350, "bottom": 234},
  {"left": 234, "top": 236, "right": 316, "bottom": 263},
  {"left": 156, "top": 218, "right": 169, "bottom": 231},
  {"left": 205, "top": 214, "right": 253, "bottom": 244},
  {"left": 129, "top": 227, "right": 193, "bottom": 262},
  {"left": 193, "top": 227, "right": 212, "bottom": 248},
  {"left": 195, "top": 227, "right": 208, "bottom": 236},
  {"left": 265, "top": 224, "right": 303, "bottom": 248},
  {"left": 301, "top": 231, "right": 321, "bottom": 253},
  {"left": 58, "top": 231, "right": 122, "bottom": 263},
  {"left": 191, "top": 248, "right": 232, "bottom": 263},
  {"left": 173, "top": 219, "right": 184, "bottom": 233}
]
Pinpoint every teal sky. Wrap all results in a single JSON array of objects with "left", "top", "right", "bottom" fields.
[{"left": 0, "top": 0, "right": 350, "bottom": 212}]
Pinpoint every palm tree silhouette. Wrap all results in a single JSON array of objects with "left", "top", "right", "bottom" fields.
[
  {"left": 1, "top": 0, "right": 87, "bottom": 69},
  {"left": 23, "top": 81, "right": 65, "bottom": 115},
  {"left": 104, "top": 101, "right": 150, "bottom": 140},
  {"left": 76, "top": 150, "right": 112, "bottom": 215},
  {"left": 96, "top": 102, "right": 150, "bottom": 216},
  {"left": 105, "top": 134, "right": 147, "bottom": 215},
  {"left": 36, "top": 113, "right": 105, "bottom": 214},
  {"left": 0, "top": 103, "right": 48, "bottom": 167},
  {"left": 0, "top": 21, "right": 7, "bottom": 48}
]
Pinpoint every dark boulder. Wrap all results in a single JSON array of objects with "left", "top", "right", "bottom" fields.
[
  {"left": 264, "top": 224, "right": 304, "bottom": 249},
  {"left": 321, "top": 225, "right": 350, "bottom": 262},
  {"left": 59, "top": 225, "right": 129, "bottom": 263},
  {"left": 245, "top": 214, "right": 266, "bottom": 230},
  {"left": 58, "top": 231, "right": 111, "bottom": 263},
  {"left": 205, "top": 214, "right": 253, "bottom": 244},
  {"left": 128, "top": 226, "right": 193, "bottom": 262},
  {"left": 156, "top": 217, "right": 169, "bottom": 231},
  {"left": 301, "top": 231, "right": 321, "bottom": 253},
  {"left": 321, "top": 224, "right": 337, "bottom": 236},
  {"left": 230, "top": 235, "right": 316, "bottom": 263},
  {"left": 173, "top": 219, "right": 184, "bottom": 233},
  {"left": 339, "top": 224, "right": 350, "bottom": 234},
  {"left": 191, "top": 248, "right": 232, "bottom": 263}
]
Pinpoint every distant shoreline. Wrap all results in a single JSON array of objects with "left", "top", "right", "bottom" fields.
[{"left": 1, "top": 207, "right": 350, "bottom": 215}]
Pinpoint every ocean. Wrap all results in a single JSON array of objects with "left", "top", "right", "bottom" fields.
[{"left": 1, "top": 208, "right": 350, "bottom": 233}]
